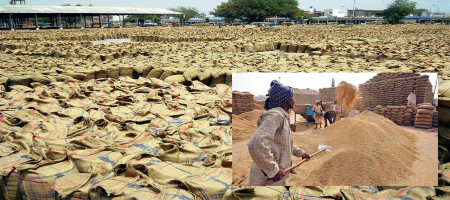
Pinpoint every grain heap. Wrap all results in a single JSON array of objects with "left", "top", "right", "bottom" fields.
[
  {"left": 358, "top": 73, "right": 433, "bottom": 110},
  {"left": 414, "top": 103, "right": 436, "bottom": 129},
  {"left": 305, "top": 111, "right": 418, "bottom": 185},
  {"left": 319, "top": 87, "right": 337, "bottom": 103},
  {"left": 0, "top": 77, "right": 232, "bottom": 199},
  {"left": 232, "top": 91, "right": 256, "bottom": 115}
]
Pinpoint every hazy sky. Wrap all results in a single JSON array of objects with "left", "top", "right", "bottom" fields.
[
  {"left": 13, "top": 0, "right": 450, "bottom": 15},
  {"left": 232, "top": 73, "right": 438, "bottom": 98}
]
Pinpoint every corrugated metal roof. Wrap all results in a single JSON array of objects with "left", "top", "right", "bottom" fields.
[{"left": 0, "top": 5, "right": 182, "bottom": 15}]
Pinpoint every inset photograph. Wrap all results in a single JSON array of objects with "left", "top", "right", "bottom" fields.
[{"left": 232, "top": 73, "right": 438, "bottom": 186}]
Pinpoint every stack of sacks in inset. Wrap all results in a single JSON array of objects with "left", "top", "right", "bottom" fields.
[
  {"left": 318, "top": 87, "right": 337, "bottom": 103},
  {"left": 414, "top": 103, "right": 436, "bottom": 129},
  {"left": 414, "top": 75, "right": 434, "bottom": 105},
  {"left": 404, "top": 105, "right": 417, "bottom": 126},
  {"left": 383, "top": 106, "right": 407, "bottom": 125},
  {"left": 232, "top": 91, "right": 256, "bottom": 115},
  {"left": 375, "top": 105, "right": 416, "bottom": 126},
  {"left": 374, "top": 105, "right": 385, "bottom": 116},
  {"left": 358, "top": 73, "right": 433, "bottom": 110},
  {"left": 293, "top": 88, "right": 318, "bottom": 104}
]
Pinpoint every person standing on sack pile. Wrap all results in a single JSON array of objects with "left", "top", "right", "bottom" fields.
[
  {"left": 407, "top": 89, "right": 416, "bottom": 106},
  {"left": 247, "top": 80, "right": 310, "bottom": 186},
  {"left": 313, "top": 100, "right": 324, "bottom": 129}
]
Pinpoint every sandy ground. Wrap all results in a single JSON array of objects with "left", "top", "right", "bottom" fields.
[{"left": 232, "top": 109, "right": 438, "bottom": 186}]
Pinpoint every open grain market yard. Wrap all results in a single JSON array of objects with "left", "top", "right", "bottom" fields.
[{"left": 0, "top": 23, "right": 449, "bottom": 199}]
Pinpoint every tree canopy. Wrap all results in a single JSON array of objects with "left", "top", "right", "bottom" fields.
[
  {"left": 169, "top": 6, "right": 206, "bottom": 19},
  {"left": 210, "top": 0, "right": 302, "bottom": 23},
  {"left": 382, "top": 0, "right": 417, "bottom": 24},
  {"left": 124, "top": 15, "right": 161, "bottom": 24}
]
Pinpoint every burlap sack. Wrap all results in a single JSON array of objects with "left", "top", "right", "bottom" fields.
[
  {"left": 341, "top": 186, "right": 435, "bottom": 200},
  {"left": 223, "top": 186, "right": 290, "bottom": 200}
]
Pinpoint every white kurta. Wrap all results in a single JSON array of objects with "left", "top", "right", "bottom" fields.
[{"left": 247, "top": 107, "right": 305, "bottom": 186}]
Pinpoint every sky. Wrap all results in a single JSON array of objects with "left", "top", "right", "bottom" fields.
[
  {"left": 232, "top": 73, "right": 438, "bottom": 98},
  {"left": 9, "top": 0, "right": 449, "bottom": 15}
]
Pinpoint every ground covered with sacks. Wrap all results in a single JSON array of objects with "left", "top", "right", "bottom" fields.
[{"left": 0, "top": 77, "right": 232, "bottom": 199}]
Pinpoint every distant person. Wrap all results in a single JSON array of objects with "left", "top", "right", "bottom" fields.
[
  {"left": 332, "top": 101, "right": 342, "bottom": 121},
  {"left": 407, "top": 89, "right": 416, "bottom": 106},
  {"left": 324, "top": 110, "right": 337, "bottom": 127},
  {"left": 247, "top": 80, "right": 310, "bottom": 186},
  {"left": 313, "top": 100, "right": 324, "bottom": 129}
]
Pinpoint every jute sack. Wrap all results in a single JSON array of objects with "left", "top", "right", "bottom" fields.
[
  {"left": 418, "top": 109, "right": 434, "bottom": 115},
  {"left": 8, "top": 76, "right": 31, "bottom": 87},
  {"left": 290, "top": 186, "right": 379, "bottom": 199},
  {"left": 147, "top": 68, "right": 164, "bottom": 79},
  {"left": 167, "top": 167, "right": 231, "bottom": 200},
  {"left": 157, "top": 141, "right": 205, "bottom": 166},
  {"left": 439, "top": 162, "right": 450, "bottom": 186},
  {"left": 341, "top": 186, "right": 435, "bottom": 200},
  {"left": 18, "top": 160, "right": 87, "bottom": 200},
  {"left": 147, "top": 159, "right": 231, "bottom": 199},
  {"left": 119, "top": 66, "right": 134, "bottom": 77},
  {"left": 222, "top": 186, "right": 290, "bottom": 200},
  {"left": 0, "top": 169, "right": 20, "bottom": 200}
]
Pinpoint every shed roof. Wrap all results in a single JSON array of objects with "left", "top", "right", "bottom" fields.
[{"left": 0, "top": 5, "right": 182, "bottom": 15}]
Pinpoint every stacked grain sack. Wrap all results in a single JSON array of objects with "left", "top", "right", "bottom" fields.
[
  {"left": 358, "top": 73, "right": 433, "bottom": 110},
  {"left": 404, "top": 105, "right": 417, "bottom": 126},
  {"left": 318, "top": 87, "right": 337, "bottom": 103},
  {"left": 374, "top": 105, "right": 384, "bottom": 116},
  {"left": 393, "top": 106, "right": 407, "bottom": 125},
  {"left": 432, "top": 111, "right": 438, "bottom": 128},
  {"left": 414, "top": 103, "right": 436, "bottom": 129},
  {"left": 293, "top": 88, "right": 319, "bottom": 104},
  {"left": 232, "top": 91, "right": 256, "bottom": 115}
]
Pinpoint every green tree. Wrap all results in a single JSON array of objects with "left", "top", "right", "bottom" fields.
[
  {"left": 75, "top": 4, "right": 83, "bottom": 6},
  {"left": 382, "top": 0, "right": 417, "bottom": 24},
  {"left": 124, "top": 15, "right": 161, "bottom": 24},
  {"left": 210, "top": 0, "right": 303, "bottom": 23},
  {"left": 61, "top": 4, "right": 71, "bottom": 6},
  {"left": 169, "top": 6, "right": 206, "bottom": 19}
]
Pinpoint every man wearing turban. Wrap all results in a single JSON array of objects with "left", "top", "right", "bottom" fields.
[{"left": 247, "top": 80, "right": 310, "bottom": 186}]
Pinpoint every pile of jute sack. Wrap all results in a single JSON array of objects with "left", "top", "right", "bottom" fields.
[
  {"left": 414, "top": 103, "right": 437, "bottom": 129},
  {"left": 293, "top": 88, "right": 318, "bottom": 105},
  {"left": 358, "top": 73, "right": 433, "bottom": 110},
  {"left": 0, "top": 77, "right": 232, "bottom": 199},
  {"left": 318, "top": 87, "right": 337, "bottom": 103},
  {"left": 232, "top": 91, "right": 256, "bottom": 115},
  {"left": 2, "top": 25, "right": 447, "bottom": 62},
  {"left": 373, "top": 105, "right": 439, "bottom": 128}
]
